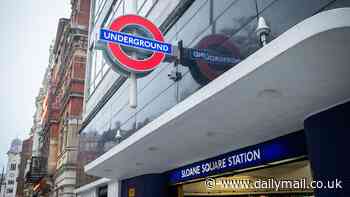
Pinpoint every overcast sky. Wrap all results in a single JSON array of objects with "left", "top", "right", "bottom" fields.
[{"left": 0, "top": 1, "right": 71, "bottom": 168}]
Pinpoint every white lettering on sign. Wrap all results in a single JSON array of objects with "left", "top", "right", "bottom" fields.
[
  {"left": 181, "top": 165, "right": 201, "bottom": 178},
  {"left": 227, "top": 149, "right": 261, "bottom": 166},
  {"left": 180, "top": 149, "right": 261, "bottom": 179},
  {"left": 100, "top": 29, "right": 172, "bottom": 54},
  {"left": 202, "top": 158, "right": 227, "bottom": 173},
  {"left": 191, "top": 49, "right": 241, "bottom": 65}
]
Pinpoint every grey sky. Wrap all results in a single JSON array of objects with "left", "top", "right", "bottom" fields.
[{"left": 0, "top": 1, "right": 71, "bottom": 168}]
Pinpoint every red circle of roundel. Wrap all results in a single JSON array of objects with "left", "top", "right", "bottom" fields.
[
  {"left": 107, "top": 15, "right": 165, "bottom": 73},
  {"left": 196, "top": 35, "right": 240, "bottom": 80}
]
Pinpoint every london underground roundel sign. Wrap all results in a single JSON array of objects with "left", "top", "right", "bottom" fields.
[
  {"left": 99, "top": 15, "right": 171, "bottom": 77},
  {"left": 184, "top": 34, "right": 241, "bottom": 85}
]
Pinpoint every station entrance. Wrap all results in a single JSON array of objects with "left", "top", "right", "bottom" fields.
[{"left": 180, "top": 160, "right": 314, "bottom": 197}]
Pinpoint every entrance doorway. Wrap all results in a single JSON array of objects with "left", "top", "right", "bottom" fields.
[{"left": 180, "top": 160, "right": 314, "bottom": 197}]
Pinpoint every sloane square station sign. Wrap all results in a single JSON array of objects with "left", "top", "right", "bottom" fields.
[{"left": 167, "top": 131, "right": 307, "bottom": 184}]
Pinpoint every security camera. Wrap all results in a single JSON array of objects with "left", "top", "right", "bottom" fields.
[
  {"left": 115, "top": 129, "right": 122, "bottom": 140},
  {"left": 256, "top": 17, "right": 271, "bottom": 46},
  {"left": 168, "top": 70, "right": 182, "bottom": 82}
]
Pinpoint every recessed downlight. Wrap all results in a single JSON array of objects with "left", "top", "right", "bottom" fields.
[
  {"left": 206, "top": 131, "right": 216, "bottom": 137},
  {"left": 257, "top": 89, "right": 283, "bottom": 99},
  {"left": 136, "top": 162, "right": 144, "bottom": 166},
  {"left": 148, "top": 146, "right": 158, "bottom": 151}
]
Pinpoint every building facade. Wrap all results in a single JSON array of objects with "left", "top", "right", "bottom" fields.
[
  {"left": 16, "top": 137, "right": 33, "bottom": 197},
  {"left": 52, "top": 2, "right": 90, "bottom": 197},
  {"left": 0, "top": 171, "right": 6, "bottom": 197},
  {"left": 25, "top": 43, "right": 55, "bottom": 197},
  {"left": 25, "top": 34, "right": 60, "bottom": 197},
  {"left": 75, "top": 0, "right": 350, "bottom": 196},
  {"left": 4, "top": 139, "right": 22, "bottom": 197},
  {"left": 25, "top": 1, "right": 91, "bottom": 197},
  {"left": 31, "top": 57, "right": 53, "bottom": 158}
]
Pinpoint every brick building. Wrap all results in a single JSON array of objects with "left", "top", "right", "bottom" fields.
[
  {"left": 25, "top": 44, "right": 55, "bottom": 197},
  {"left": 51, "top": 1, "right": 90, "bottom": 196},
  {"left": 16, "top": 137, "right": 33, "bottom": 197},
  {"left": 25, "top": 1, "right": 90, "bottom": 197}
]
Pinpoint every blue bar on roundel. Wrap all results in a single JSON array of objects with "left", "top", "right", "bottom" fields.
[{"left": 99, "top": 29, "right": 172, "bottom": 55}]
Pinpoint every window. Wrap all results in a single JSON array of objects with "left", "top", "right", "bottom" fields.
[
  {"left": 87, "top": 0, "right": 125, "bottom": 97},
  {"left": 7, "top": 188, "right": 13, "bottom": 193},
  {"left": 64, "top": 128, "right": 68, "bottom": 148},
  {"left": 7, "top": 180, "right": 14, "bottom": 185},
  {"left": 137, "top": 0, "right": 156, "bottom": 16},
  {"left": 94, "top": 0, "right": 105, "bottom": 21},
  {"left": 10, "top": 163, "right": 16, "bottom": 171},
  {"left": 60, "top": 129, "right": 64, "bottom": 153}
]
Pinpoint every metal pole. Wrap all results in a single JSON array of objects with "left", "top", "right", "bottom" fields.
[
  {"left": 129, "top": 72, "right": 137, "bottom": 108},
  {"left": 128, "top": 0, "right": 138, "bottom": 108}
]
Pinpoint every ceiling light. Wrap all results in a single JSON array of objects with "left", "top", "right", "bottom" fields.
[
  {"left": 206, "top": 131, "right": 216, "bottom": 137},
  {"left": 148, "top": 146, "right": 158, "bottom": 151},
  {"left": 136, "top": 162, "right": 143, "bottom": 166},
  {"left": 257, "top": 89, "right": 283, "bottom": 99}
]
